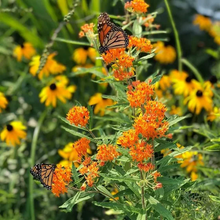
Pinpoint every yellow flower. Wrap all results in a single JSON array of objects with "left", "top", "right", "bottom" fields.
[
  {"left": 39, "top": 76, "right": 76, "bottom": 107},
  {"left": 87, "top": 47, "right": 96, "bottom": 63},
  {"left": 0, "top": 92, "right": 8, "bottom": 113},
  {"left": 209, "top": 22, "right": 220, "bottom": 45},
  {"left": 88, "top": 93, "right": 114, "bottom": 116},
  {"left": 207, "top": 107, "right": 220, "bottom": 121},
  {"left": 110, "top": 188, "right": 119, "bottom": 201},
  {"left": 73, "top": 48, "right": 88, "bottom": 64},
  {"left": 177, "top": 151, "right": 204, "bottom": 181},
  {"left": 29, "top": 52, "right": 66, "bottom": 80},
  {"left": 193, "top": 14, "right": 212, "bottom": 31},
  {"left": 169, "top": 70, "right": 187, "bottom": 81},
  {"left": 13, "top": 42, "right": 36, "bottom": 62},
  {"left": 173, "top": 75, "right": 201, "bottom": 97},
  {"left": 0, "top": 121, "right": 26, "bottom": 147},
  {"left": 158, "top": 75, "right": 171, "bottom": 91},
  {"left": 184, "top": 85, "right": 213, "bottom": 114},
  {"left": 170, "top": 105, "right": 182, "bottom": 116},
  {"left": 154, "top": 41, "right": 176, "bottom": 64}
]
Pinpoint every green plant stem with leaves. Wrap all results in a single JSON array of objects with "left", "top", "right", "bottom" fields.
[
  {"left": 28, "top": 109, "right": 48, "bottom": 220},
  {"left": 164, "top": 0, "right": 182, "bottom": 72}
]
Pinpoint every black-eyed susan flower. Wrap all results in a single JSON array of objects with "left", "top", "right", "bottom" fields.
[
  {"left": 39, "top": 76, "right": 76, "bottom": 107},
  {"left": 207, "top": 107, "right": 220, "bottom": 121},
  {"left": 0, "top": 121, "right": 27, "bottom": 147},
  {"left": 29, "top": 52, "right": 66, "bottom": 80},
  {"left": 193, "top": 14, "right": 212, "bottom": 31},
  {"left": 153, "top": 41, "right": 176, "bottom": 64},
  {"left": 0, "top": 92, "right": 8, "bottom": 113},
  {"left": 87, "top": 47, "right": 96, "bottom": 63},
  {"left": 173, "top": 74, "right": 201, "bottom": 97},
  {"left": 13, "top": 42, "right": 36, "bottom": 62},
  {"left": 184, "top": 85, "right": 213, "bottom": 114},
  {"left": 88, "top": 93, "right": 114, "bottom": 116},
  {"left": 176, "top": 151, "right": 204, "bottom": 181}
]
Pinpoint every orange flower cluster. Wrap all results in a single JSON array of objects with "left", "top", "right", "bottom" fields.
[
  {"left": 127, "top": 80, "right": 154, "bottom": 107},
  {"left": 125, "top": 0, "right": 149, "bottom": 14},
  {"left": 117, "top": 129, "right": 138, "bottom": 148},
  {"left": 134, "top": 101, "right": 168, "bottom": 140},
  {"left": 102, "top": 49, "right": 134, "bottom": 68},
  {"left": 51, "top": 164, "right": 72, "bottom": 197},
  {"left": 152, "top": 171, "right": 161, "bottom": 182},
  {"left": 129, "top": 141, "right": 153, "bottom": 162},
  {"left": 138, "top": 162, "right": 154, "bottom": 172},
  {"left": 73, "top": 137, "right": 90, "bottom": 159},
  {"left": 142, "top": 15, "right": 154, "bottom": 28},
  {"left": 66, "top": 106, "right": 90, "bottom": 127},
  {"left": 102, "top": 49, "right": 135, "bottom": 81},
  {"left": 79, "top": 23, "right": 95, "bottom": 38},
  {"left": 128, "top": 36, "right": 152, "bottom": 53},
  {"left": 96, "top": 144, "right": 120, "bottom": 166},
  {"left": 113, "top": 67, "right": 135, "bottom": 81},
  {"left": 79, "top": 157, "right": 100, "bottom": 187}
]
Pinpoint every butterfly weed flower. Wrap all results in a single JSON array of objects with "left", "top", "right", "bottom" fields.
[
  {"left": 117, "top": 129, "right": 139, "bottom": 148},
  {"left": 29, "top": 52, "right": 66, "bottom": 80},
  {"left": 79, "top": 158, "right": 100, "bottom": 187},
  {"left": 193, "top": 14, "right": 212, "bottom": 32},
  {"left": 0, "top": 121, "right": 26, "bottom": 147},
  {"left": 51, "top": 164, "right": 72, "bottom": 197},
  {"left": 39, "top": 76, "right": 76, "bottom": 107},
  {"left": 138, "top": 162, "right": 155, "bottom": 172},
  {"left": 96, "top": 144, "right": 120, "bottom": 166},
  {"left": 184, "top": 85, "right": 213, "bottom": 115},
  {"left": 154, "top": 41, "right": 176, "bottom": 64},
  {"left": 128, "top": 36, "right": 153, "bottom": 53},
  {"left": 125, "top": 0, "right": 149, "bottom": 14},
  {"left": 113, "top": 67, "right": 135, "bottom": 81},
  {"left": 88, "top": 93, "right": 114, "bottom": 116},
  {"left": 0, "top": 92, "right": 8, "bottom": 113},
  {"left": 13, "top": 42, "right": 36, "bottom": 62},
  {"left": 134, "top": 101, "right": 169, "bottom": 140},
  {"left": 66, "top": 106, "right": 90, "bottom": 127},
  {"left": 127, "top": 80, "right": 154, "bottom": 108},
  {"left": 73, "top": 137, "right": 91, "bottom": 159}
]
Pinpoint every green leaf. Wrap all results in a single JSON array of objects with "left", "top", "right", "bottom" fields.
[
  {"left": 99, "top": 173, "right": 140, "bottom": 182},
  {"left": 154, "top": 139, "right": 177, "bottom": 152},
  {"left": 61, "top": 126, "right": 97, "bottom": 143},
  {"left": 168, "top": 114, "right": 191, "bottom": 127},
  {"left": 133, "top": 20, "right": 142, "bottom": 37},
  {"left": 96, "top": 185, "right": 114, "bottom": 199},
  {"left": 59, "top": 192, "right": 95, "bottom": 212},
  {"left": 209, "top": 195, "right": 220, "bottom": 204},
  {"left": 206, "top": 48, "right": 219, "bottom": 59},
  {"left": 205, "top": 144, "right": 220, "bottom": 151},
  {"left": 140, "top": 53, "right": 155, "bottom": 60},
  {"left": 54, "top": 37, "right": 90, "bottom": 46},
  {"left": 147, "top": 196, "right": 174, "bottom": 220},
  {"left": 70, "top": 67, "right": 106, "bottom": 78},
  {"left": 71, "top": 163, "right": 80, "bottom": 187},
  {"left": 59, "top": 116, "right": 88, "bottom": 131}
]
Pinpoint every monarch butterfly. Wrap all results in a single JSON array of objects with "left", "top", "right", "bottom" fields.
[
  {"left": 30, "top": 163, "right": 56, "bottom": 190},
  {"left": 98, "top": 12, "right": 129, "bottom": 54}
]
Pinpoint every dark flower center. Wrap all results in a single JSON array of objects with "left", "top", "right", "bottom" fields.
[
  {"left": 196, "top": 90, "right": 203, "bottom": 97},
  {"left": 6, "top": 124, "right": 13, "bottom": 131},
  {"left": 209, "top": 75, "right": 217, "bottom": 84},
  {"left": 185, "top": 76, "right": 192, "bottom": 83},
  {"left": 50, "top": 83, "right": 57, "bottom": 90}
]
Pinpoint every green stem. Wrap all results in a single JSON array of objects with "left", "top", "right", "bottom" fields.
[
  {"left": 140, "top": 172, "right": 146, "bottom": 211},
  {"left": 164, "top": 0, "right": 182, "bottom": 71},
  {"left": 181, "top": 58, "right": 204, "bottom": 84},
  {"left": 29, "top": 110, "right": 47, "bottom": 220}
]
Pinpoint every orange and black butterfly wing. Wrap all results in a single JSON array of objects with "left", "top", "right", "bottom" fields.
[
  {"left": 30, "top": 164, "right": 41, "bottom": 180},
  {"left": 39, "top": 164, "right": 56, "bottom": 190},
  {"left": 98, "top": 12, "right": 129, "bottom": 54}
]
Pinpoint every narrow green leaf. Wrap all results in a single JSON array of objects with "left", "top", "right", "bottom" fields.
[
  {"left": 61, "top": 126, "right": 97, "bottom": 143},
  {"left": 59, "top": 116, "right": 88, "bottom": 131},
  {"left": 209, "top": 195, "right": 220, "bottom": 204},
  {"left": 54, "top": 37, "right": 90, "bottom": 46},
  {"left": 147, "top": 196, "right": 174, "bottom": 220}
]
